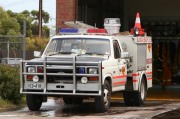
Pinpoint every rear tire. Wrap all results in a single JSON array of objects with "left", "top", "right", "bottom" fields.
[
  {"left": 123, "top": 91, "right": 133, "bottom": 106},
  {"left": 26, "top": 94, "right": 43, "bottom": 111},
  {"left": 95, "top": 80, "right": 111, "bottom": 113},
  {"left": 133, "top": 78, "right": 147, "bottom": 106}
]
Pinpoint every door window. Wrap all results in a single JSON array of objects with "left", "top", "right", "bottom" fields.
[{"left": 113, "top": 40, "right": 121, "bottom": 59}]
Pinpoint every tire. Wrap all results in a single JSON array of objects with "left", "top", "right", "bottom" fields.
[
  {"left": 26, "top": 94, "right": 43, "bottom": 111},
  {"left": 95, "top": 80, "right": 111, "bottom": 113},
  {"left": 123, "top": 91, "right": 133, "bottom": 106},
  {"left": 133, "top": 78, "right": 147, "bottom": 106},
  {"left": 63, "top": 97, "right": 83, "bottom": 104}
]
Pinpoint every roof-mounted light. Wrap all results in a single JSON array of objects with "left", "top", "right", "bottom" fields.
[
  {"left": 59, "top": 28, "right": 78, "bottom": 34},
  {"left": 87, "top": 28, "right": 107, "bottom": 34}
]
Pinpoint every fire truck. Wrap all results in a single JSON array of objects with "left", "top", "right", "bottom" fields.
[{"left": 20, "top": 14, "right": 152, "bottom": 113}]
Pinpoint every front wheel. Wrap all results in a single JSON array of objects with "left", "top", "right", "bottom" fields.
[
  {"left": 133, "top": 78, "right": 147, "bottom": 106},
  {"left": 95, "top": 80, "right": 111, "bottom": 113},
  {"left": 26, "top": 94, "right": 43, "bottom": 111}
]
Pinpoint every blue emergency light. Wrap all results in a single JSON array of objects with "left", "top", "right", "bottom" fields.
[
  {"left": 78, "top": 67, "right": 85, "bottom": 74},
  {"left": 59, "top": 28, "right": 78, "bottom": 33}
]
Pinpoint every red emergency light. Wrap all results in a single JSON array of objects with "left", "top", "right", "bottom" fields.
[{"left": 87, "top": 28, "right": 107, "bottom": 34}]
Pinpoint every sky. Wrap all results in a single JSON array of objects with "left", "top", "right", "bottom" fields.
[{"left": 0, "top": 0, "right": 56, "bottom": 27}]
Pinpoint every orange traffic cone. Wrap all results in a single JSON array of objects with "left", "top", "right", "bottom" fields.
[
  {"left": 130, "top": 12, "right": 144, "bottom": 36},
  {"left": 134, "top": 12, "right": 141, "bottom": 29}
]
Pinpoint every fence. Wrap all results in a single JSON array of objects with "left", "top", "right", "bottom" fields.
[{"left": 0, "top": 21, "right": 26, "bottom": 65}]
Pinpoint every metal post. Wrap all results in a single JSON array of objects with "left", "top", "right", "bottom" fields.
[
  {"left": 23, "top": 20, "right": 26, "bottom": 60},
  {"left": 85, "top": 3, "right": 87, "bottom": 23},
  {"left": 20, "top": 61, "right": 23, "bottom": 93},
  {"left": 7, "top": 41, "right": 9, "bottom": 64},
  {"left": 39, "top": 0, "right": 42, "bottom": 38}
]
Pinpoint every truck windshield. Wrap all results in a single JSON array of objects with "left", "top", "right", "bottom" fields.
[{"left": 44, "top": 38, "right": 110, "bottom": 56}]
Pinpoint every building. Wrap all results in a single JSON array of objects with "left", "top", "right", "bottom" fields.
[{"left": 56, "top": 0, "right": 180, "bottom": 86}]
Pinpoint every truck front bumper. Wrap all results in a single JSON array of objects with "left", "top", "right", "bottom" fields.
[{"left": 20, "top": 56, "right": 102, "bottom": 96}]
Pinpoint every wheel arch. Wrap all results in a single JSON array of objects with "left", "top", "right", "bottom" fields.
[
  {"left": 103, "top": 73, "right": 112, "bottom": 92},
  {"left": 142, "top": 74, "right": 148, "bottom": 90},
  {"left": 104, "top": 76, "right": 112, "bottom": 92},
  {"left": 138, "top": 72, "right": 148, "bottom": 91}
]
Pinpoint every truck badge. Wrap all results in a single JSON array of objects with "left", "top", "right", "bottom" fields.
[
  {"left": 148, "top": 44, "right": 151, "bottom": 53},
  {"left": 122, "top": 67, "right": 125, "bottom": 76}
]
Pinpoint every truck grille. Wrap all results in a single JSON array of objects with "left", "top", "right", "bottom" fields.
[
  {"left": 46, "top": 56, "right": 74, "bottom": 84},
  {"left": 20, "top": 56, "right": 102, "bottom": 96}
]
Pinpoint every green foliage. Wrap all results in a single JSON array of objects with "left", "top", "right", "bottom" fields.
[
  {"left": 31, "top": 22, "right": 39, "bottom": 36},
  {"left": 0, "top": 7, "right": 50, "bottom": 37},
  {"left": 0, "top": 65, "right": 22, "bottom": 104},
  {"left": 42, "top": 25, "right": 50, "bottom": 38},
  {"left": 31, "top": 10, "right": 50, "bottom": 23},
  {"left": 26, "top": 36, "right": 49, "bottom": 51},
  {"left": 31, "top": 22, "right": 50, "bottom": 38},
  {"left": 19, "top": 9, "right": 50, "bottom": 37},
  {"left": 0, "top": 7, "right": 20, "bottom": 35}
]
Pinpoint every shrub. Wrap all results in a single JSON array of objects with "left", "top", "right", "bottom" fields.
[
  {"left": 26, "top": 36, "right": 49, "bottom": 51},
  {"left": 0, "top": 65, "right": 22, "bottom": 104}
]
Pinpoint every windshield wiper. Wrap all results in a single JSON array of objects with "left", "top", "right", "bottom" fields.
[
  {"left": 46, "top": 52, "right": 58, "bottom": 56},
  {"left": 58, "top": 51, "right": 74, "bottom": 54},
  {"left": 83, "top": 52, "right": 105, "bottom": 55},
  {"left": 47, "top": 51, "right": 74, "bottom": 56}
]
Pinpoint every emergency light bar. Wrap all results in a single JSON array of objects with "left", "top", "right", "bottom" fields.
[
  {"left": 59, "top": 28, "right": 108, "bottom": 35},
  {"left": 87, "top": 29, "right": 107, "bottom": 34},
  {"left": 59, "top": 28, "right": 78, "bottom": 33}
]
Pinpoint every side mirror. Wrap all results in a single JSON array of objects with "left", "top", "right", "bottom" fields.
[
  {"left": 34, "top": 51, "right": 41, "bottom": 58},
  {"left": 121, "top": 52, "right": 129, "bottom": 58}
]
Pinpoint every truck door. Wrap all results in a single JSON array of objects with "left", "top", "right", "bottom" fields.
[{"left": 112, "top": 40, "right": 127, "bottom": 87}]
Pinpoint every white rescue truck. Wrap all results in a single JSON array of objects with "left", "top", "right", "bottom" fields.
[{"left": 20, "top": 16, "right": 152, "bottom": 113}]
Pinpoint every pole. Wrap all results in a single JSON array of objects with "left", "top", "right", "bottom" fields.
[
  {"left": 7, "top": 41, "right": 9, "bottom": 64},
  {"left": 39, "top": 0, "right": 42, "bottom": 37},
  {"left": 23, "top": 20, "right": 26, "bottom": 60}
]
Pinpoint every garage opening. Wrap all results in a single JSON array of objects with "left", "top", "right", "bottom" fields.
[{"left": 77, "top": 0, "right": 180, "bottom": 87}]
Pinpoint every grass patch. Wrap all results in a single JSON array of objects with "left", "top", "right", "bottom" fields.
[
  {"left": 0, "top": 96, "right": 26, "bottom": 111},
  {"left": 21, "top": 96, "right": 26, "bottom": 105},
  {"left": 0, "top": 99, "right": 16, "bottom": 111}
]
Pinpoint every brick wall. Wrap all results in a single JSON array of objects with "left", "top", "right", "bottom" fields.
[{"left": 56, "top": 0, "right": 78, "bottom": 33}]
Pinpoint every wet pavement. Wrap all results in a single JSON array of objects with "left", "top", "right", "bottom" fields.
[
  {"left": 0, "top": 84, "right": 180, "bottom": 118},
  {"left": 153, "top": 108, "right": 180, "bottom": 119},
  {"left": 0, "top": 98, "right": 180, "bottom": 119},
  {"left": 147, "top": 84, "right": 180, "bottom": 101},
  {"left": 112, "top": 84, "right": 180, "bottom": 101}
]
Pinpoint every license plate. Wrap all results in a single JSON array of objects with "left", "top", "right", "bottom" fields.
[{"left": 28, "top": 83, "right": 42, "bottom": 89}]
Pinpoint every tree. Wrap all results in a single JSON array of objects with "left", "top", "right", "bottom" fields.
[
  {"left": 31, "top": 10, "right": 50, "bottom": 23},
  {"left": 15, "top": 11, "right": 33, "bottom": 37},
  {"left": 0, "top": 7, "right": 20, "bottom": 35},
  {"left": 1, "top": 7, "right": 50, "bottom": 38},
  {"left": 6, "top": 9, "right": 50, "bottom": 37}
]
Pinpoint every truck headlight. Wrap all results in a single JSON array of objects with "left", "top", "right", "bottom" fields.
[
  {"left": 88, "top": 68, "right": 98, "bottom": 74},
  {"left": 27, "top": 66, "right": 36, "bottom": 73}
]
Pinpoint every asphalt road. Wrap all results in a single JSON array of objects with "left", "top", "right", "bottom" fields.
[{"left": 0, "top": 98, "right": 180, "bottom": 119}]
